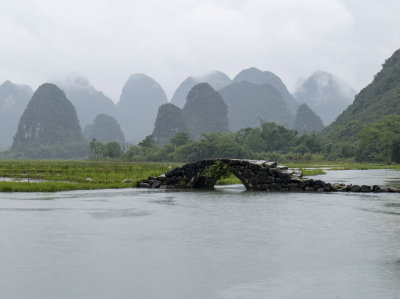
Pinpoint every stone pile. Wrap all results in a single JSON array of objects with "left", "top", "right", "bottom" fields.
[{"left": 137, "top": 159, "right": 399, "bottom": 193}]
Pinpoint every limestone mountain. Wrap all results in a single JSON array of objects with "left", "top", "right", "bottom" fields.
[
  {"left": 295, "top": 71, "right": 355, "bottom": 125},
  {"left": 324, "top": 48, "right": 400, "bottom": 142},
  {"left": 171, "top": 71, "right": 231, "bottom": 108},
  {"left": 117, "top": 73, "right": 167, "bottom": 143},
  {"left": 11, "top": 83, "right": 88, "bottom": 158},
  {"left": 219, "top": 81, "right": 293, "bottom": 132},
  {"left": 233, "top": 67, "right": 298, "bottom": 111},
  {"left": 84, "top": 114, "right": 125, "bottom": 145},
  {"left": 153, "top": 103, "right": 188, "bottom": 145},
  {"left": 57, "top": 76, "right": 117, "bottom": 128},
  {"left": 293, "top": 103, "right": 325, "bottom": 133},
  {"left": 183, "top": 83, "right": 229, "bottom": 139},
  {"left": 0, "top": 81, "right": 32, "bottom": 150}
]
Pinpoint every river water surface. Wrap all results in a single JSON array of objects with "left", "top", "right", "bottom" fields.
[{"left": 1, "top": 169, "right": 400, "bottom": 298}]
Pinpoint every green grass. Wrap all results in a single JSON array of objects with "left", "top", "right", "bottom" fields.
[
  {"left": 0, "top": 159, "right": 398, "bottom": 192},
  {"left": 0, "top": 160, "right": 181, "bottom": 192},
  {"left": 216, "top": 174, "right": 242, "bottom": 185},
  {"left": 301, "top": 169, "right": 326, "bottom": 176},
  {"left": 0, "top": 181, "right": 126, "bottom": 192}
]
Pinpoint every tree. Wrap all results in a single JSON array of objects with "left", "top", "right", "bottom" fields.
[
  {"left": 260, "top": 122, "right": 297, "bottom": 152},
  {"left": 356, "top": 114, "right": 400, "bottom": 163},
  {"left": 138, "top": 135, "right": 157, "bottom": 149},
  {"left": 89, "top": 138, "right": 105, "bottom": 159},
  {"left": 104, "top": 142, "right": 122, "bottom": 158},
  {"left": 170, "top": 132, "right": 191, "bottom": 147}
]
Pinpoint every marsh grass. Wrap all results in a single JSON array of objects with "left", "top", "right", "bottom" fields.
[
  {"left": 0, "top": 160, "right": 398, "bottom": 192},
  {"left": 301, "top": 169, "right": 326, "bottom": 176},
  {"left": 0, "top": 160, "right": 181, "bottom": 192}
]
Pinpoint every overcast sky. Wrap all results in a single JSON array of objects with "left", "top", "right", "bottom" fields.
[{"left": 0, "top": 0, "right": 399, "bottom": 101}]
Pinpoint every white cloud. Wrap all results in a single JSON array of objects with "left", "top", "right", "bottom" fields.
[{"left": 0, "top": 0, "right": 399, "bottom": 101}]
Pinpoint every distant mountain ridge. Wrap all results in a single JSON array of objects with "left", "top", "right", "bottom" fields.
[
  {"left": 57, "top": 76, "right": 117, "bottom": 127},
  {"left": 84, "top": 114, "right": 125, "bottom": 145},
  {"left": 295, "top": 71, "right": 355, "bottom": 125},
  {"left": 0, "top": 81, "right": 33, "bottom": 150},
  {"left": 117, "top": 73, "right": 168, "bottom": 143},
  {"left": 11, "top": 83, "right": 88, "bottom": 158},
  {"left": 183, "top": 83, "right": 229, "bottom": 139},
  {"left": 219, "top": 81, "right": 293, "bottom": 131},
  {"left": 153, "top": 103, "right": 188, "bottom": 145},
  {"left": 171, "top": 71, "right": 231, "bottom": 108},
  {"left": 233, "top": 67, "right": 298, "bottom": 112},
  {"left": 293, "top": 103, "right": 325, "bottom": 133}
]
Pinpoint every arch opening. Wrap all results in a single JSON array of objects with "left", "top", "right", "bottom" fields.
[{"left": 193, "top": 161, "right": 248, "bottom": 189}]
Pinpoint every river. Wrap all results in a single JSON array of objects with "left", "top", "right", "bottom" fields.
[{"left": 1, "top": 169, "right": 400, "bottom": 298}]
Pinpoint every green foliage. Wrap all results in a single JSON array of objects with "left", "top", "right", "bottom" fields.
[
  {"left": 138, "top": 135, "right": 157, "bottom": 149},
  {"left": 355, "top": 114, "right": 400, "bottom": 163},
  {"left": 89, "top": 139, "right": 122, "bottom": 159},
  {"left": 235, "top": 127, "right": 267, "bottom": 153},
  {"left": 260, "top": 122, "right": 297, "bottom": 152},
  {"left": 200, "top": 160, "right": 231, "bottom": 186},
  {"left": 90, "top": 139, "right": 105, "bottom": 159},
  {"left": 174, "top": 133, "right": 248, "bottom": 162},
  {"left": 104, "top": 142, "right": 122, "bottom": 158},
  {"left": 170, "top": 132, "right": 191, "bottom": 147},
  {"left": 324, "top": 48, "right": 400, "bottom": 142},
  {"left": 0, "top": 160, "right": 181, "bottom": 192}
]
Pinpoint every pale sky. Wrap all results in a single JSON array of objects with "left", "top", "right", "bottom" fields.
[{"left": 0, "top": 0, "right": 399, "bottom": 101}]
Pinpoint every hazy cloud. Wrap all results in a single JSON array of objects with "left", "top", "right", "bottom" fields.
[{"left": 0, "top": 0, "right": 399, "bottom": 101}]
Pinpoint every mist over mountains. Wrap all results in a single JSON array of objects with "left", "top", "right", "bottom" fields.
[
  {"left": 57, "top": 76, "right": 117, "bottom": 128},
  {"left": 11, "top": 83, "right": 88, "bottom": 159},
  {"left": 0, "top": 65, "right": 360, "bottom": 158},
  {"left": 183, "top": 83, "right": 229, "bottom": 139},
  {"left": 219, "top": 81, "right": 293, "bottom": 131},
  {"left": 171, "top": 71, "right": 231, "bottom": 108},
  {"left": 0, "top": 81, "right": 32, "bottom": 150},
  {"left": 117, "top": 74, "right": 168, "bottom": 143},
  {"left": 295, "top": 71, "right": 356, "bottom": 125},
  {"left": 84, "top": 114, "right": 125, "bottom": 145},
  {"left": 233, "top": 67, "right": 299, "bottom": 112}
]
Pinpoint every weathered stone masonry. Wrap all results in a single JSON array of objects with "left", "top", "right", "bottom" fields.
[{"left": 137, "top": 159, "right": 399, "bottom": 192}]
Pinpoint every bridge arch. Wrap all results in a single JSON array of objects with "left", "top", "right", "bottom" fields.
[
  {"left": 138, "top": 159, "right": 393, "bottom": 193},
  {"left": 138, "top": 159, "right": 303, "bottom": 191}
]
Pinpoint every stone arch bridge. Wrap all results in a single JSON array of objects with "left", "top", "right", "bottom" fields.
[
  {"left": 138, "top": 159, "right": 328, "bottom": 192},
  {"left": 138, "top": 159, "right": 394, "bottom": 192}
]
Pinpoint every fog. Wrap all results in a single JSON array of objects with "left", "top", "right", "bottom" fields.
[{"left": 0, "top": 0, "right": 399, "bottom": 100}]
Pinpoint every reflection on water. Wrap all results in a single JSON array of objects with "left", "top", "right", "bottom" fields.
[{"left": 0, "top": 169, "right": 400, "bottom": 299}]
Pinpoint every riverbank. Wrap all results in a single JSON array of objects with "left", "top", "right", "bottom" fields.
[
  {"left": 0, "top": 160, "right": 399, "bottom": 192},
  {"left": 0, "top": 160, "right": 181, "bottom": 192}
]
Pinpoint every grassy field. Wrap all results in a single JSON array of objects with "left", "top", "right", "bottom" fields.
[
  {"left": 0, "top": 160, "right": 398, "bottom": 192},
  {"left": 0, "top": 160, "right": 181, "bottom": 192}
]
